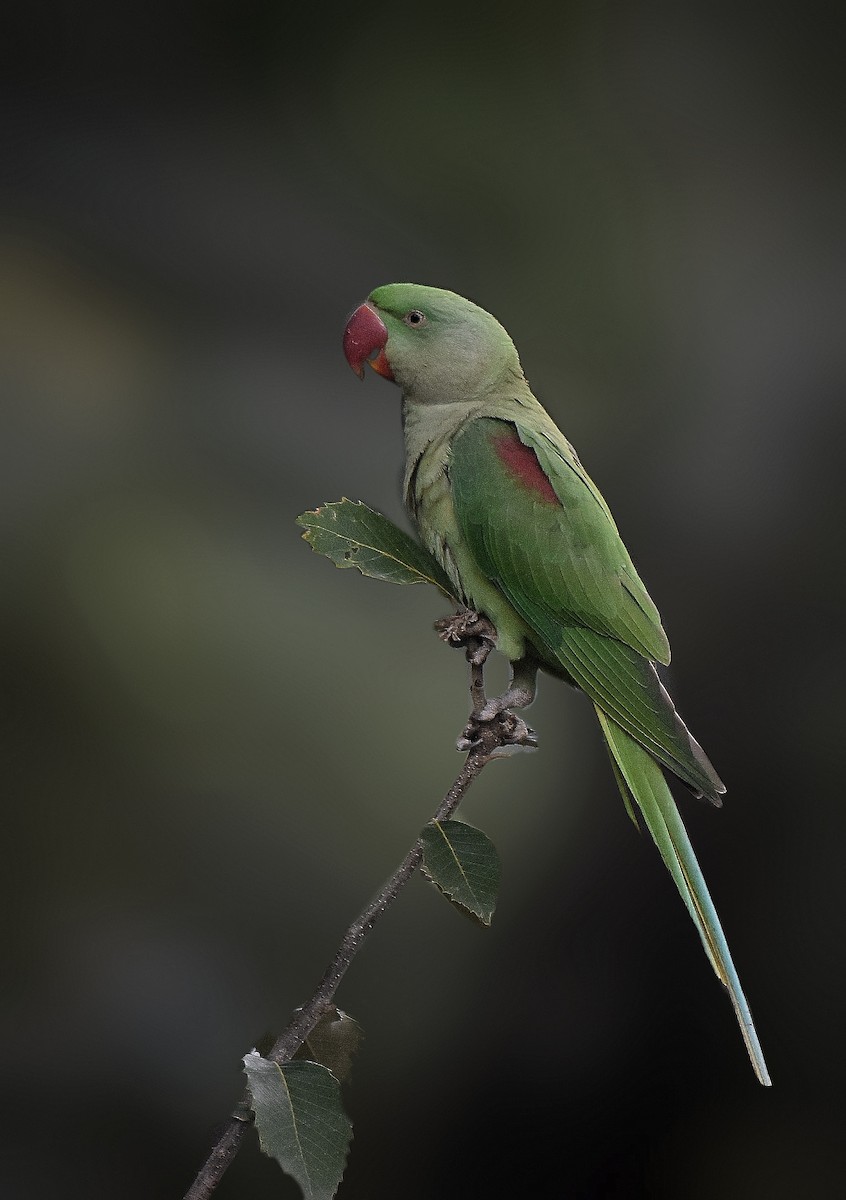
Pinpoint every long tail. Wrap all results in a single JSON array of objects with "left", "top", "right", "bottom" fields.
[{"left": 596, "top": 706, "right": 771, "bottom": 1086}]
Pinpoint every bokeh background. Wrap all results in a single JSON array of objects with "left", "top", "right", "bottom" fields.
[{"left": 2, "top": 2, "right": 845, "bottom": 1196}]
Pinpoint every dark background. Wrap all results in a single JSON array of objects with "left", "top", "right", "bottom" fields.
[{"left": 2, "top": 2, "right": 844, "bottom": 1196}]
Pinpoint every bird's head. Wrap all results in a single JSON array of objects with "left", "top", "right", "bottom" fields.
[{"left": 342, "top": 283, "right": 522, "bottom": 404}]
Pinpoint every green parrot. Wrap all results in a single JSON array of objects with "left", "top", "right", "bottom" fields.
[{"left": 342, "top": 282, "right": 770, "bottom": 1086}]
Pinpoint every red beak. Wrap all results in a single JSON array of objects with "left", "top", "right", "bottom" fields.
[{"left": 343, "top": 302, "right": 395, "bottom": 381}]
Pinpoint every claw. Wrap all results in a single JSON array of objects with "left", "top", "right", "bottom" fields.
[
  {"left": 434, "top": 610, "right": 497, "bottom": 662},
  {"left": 457, "top": 709, "right": 539, "bottom": 753},
  {"left": 495, "top": 711, "right": 539, "bottom": 749}
]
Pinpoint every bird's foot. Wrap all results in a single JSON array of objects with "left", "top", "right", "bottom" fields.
[
  {"left": 477, "top": 682, "right": 537, "bottom": 722},
  {"left": 434, "top": 610, "right": 497, "bottom": 666},
  {"left": 456, "top": 709, "right": 539, "bottom": 753}
]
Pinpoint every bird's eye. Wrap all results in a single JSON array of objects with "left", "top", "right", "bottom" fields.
[{"left": 403, "top": 310, "right": 427, "bottom": 328}]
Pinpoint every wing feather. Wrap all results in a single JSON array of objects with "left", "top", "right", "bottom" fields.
[{"left": 449, "top": 416, "right": 724, "bottom": 801}]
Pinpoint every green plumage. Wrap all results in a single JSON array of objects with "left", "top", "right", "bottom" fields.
[
  {"left": 597, "top": 711, "right": 769, "bottom": 1082},
  {"left": 449, "top": 417, "right": 723, "bottom": 801},
  {"left": 352, "top": 282, "right": 770, "bottom": 1086}
]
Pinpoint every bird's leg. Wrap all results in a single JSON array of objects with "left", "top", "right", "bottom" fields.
[
  {"left": 435, "top": 612, "right": 539, "bottom": 751},
  {"left": 459, "top": 655, "right": 539, "bottom": 752},
  {"left": 478, "top": 657, "right": 538, "bottom": 721}
]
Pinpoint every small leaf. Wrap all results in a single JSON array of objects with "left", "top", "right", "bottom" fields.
[
  {"left": 244, "top": 1052, "right": 352, "bottom": 1200},
  {"left": 297, "top": 499, "right": 458, "bottom": 599},
  {"left": 420, "top": 819, "right": 501, "bottom": 925},
  {"left": 294, "top": 1006, "right": 363, "bottom": 1082}
]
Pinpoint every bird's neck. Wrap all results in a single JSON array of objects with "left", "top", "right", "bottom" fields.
[
  {"left": 401, "top": 396, "right": 472, "bottom": 454},
  {"left": 400, "top": 397, "right": 477, "bottom": 515},
  {"left": 400, "top": 374, "right": 540, "bottom": 492}
]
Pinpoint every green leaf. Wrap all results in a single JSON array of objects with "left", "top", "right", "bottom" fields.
[
  {"left": 294, "top": 1006, "right": 363, "bottom": 1082},
  {"left": 420, "top": 819, "right": 501, "bottom": 925},
  {"left": 297, "top": 499, "right": 458, "bottom": 599},
  {"left": 243, "top": 1052, "right": 352, "bottom": 1200}
]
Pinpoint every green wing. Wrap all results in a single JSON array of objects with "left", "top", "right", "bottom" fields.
[
  {"left": 523, "top": 420, "right": 672, "bottom": 666},
  {"left": 449, "top": 416, "right": 724, "bottom": 802}
]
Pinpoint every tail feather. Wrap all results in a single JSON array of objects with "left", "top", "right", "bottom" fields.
[{"left": 596, "top": 706, "right": 771, "bottom": 1086}]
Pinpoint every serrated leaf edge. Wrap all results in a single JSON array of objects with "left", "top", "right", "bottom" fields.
[
  {"left": 421, "top": 819, "right": 497, "bottom": 926},
  {"left": 296, "top": 499, "right": 458, "bottom": 600},
  {"left": 244, "top": 1052, "right": 353, "bottom": 1200}
]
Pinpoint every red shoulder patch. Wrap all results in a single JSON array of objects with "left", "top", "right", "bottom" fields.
[{"left": 491, "top": 427, "right": 560, "bottom": 505}]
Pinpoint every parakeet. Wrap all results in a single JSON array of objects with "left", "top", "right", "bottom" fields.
[{"left": 342, "top": 283, "right": 770, "bottom": 1085}]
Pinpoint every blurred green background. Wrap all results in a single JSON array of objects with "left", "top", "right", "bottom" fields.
[{"left": 2, "top": 2, "right": 844, "bottom": 1196}]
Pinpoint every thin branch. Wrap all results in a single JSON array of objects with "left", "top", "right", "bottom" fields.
[{"left": 184, "top": 622, "right": 504, "bottom": 1200}]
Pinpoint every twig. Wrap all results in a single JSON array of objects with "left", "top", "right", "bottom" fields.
[{"left": 184, "top": 622, "right": 503, "bottom": 1199}]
